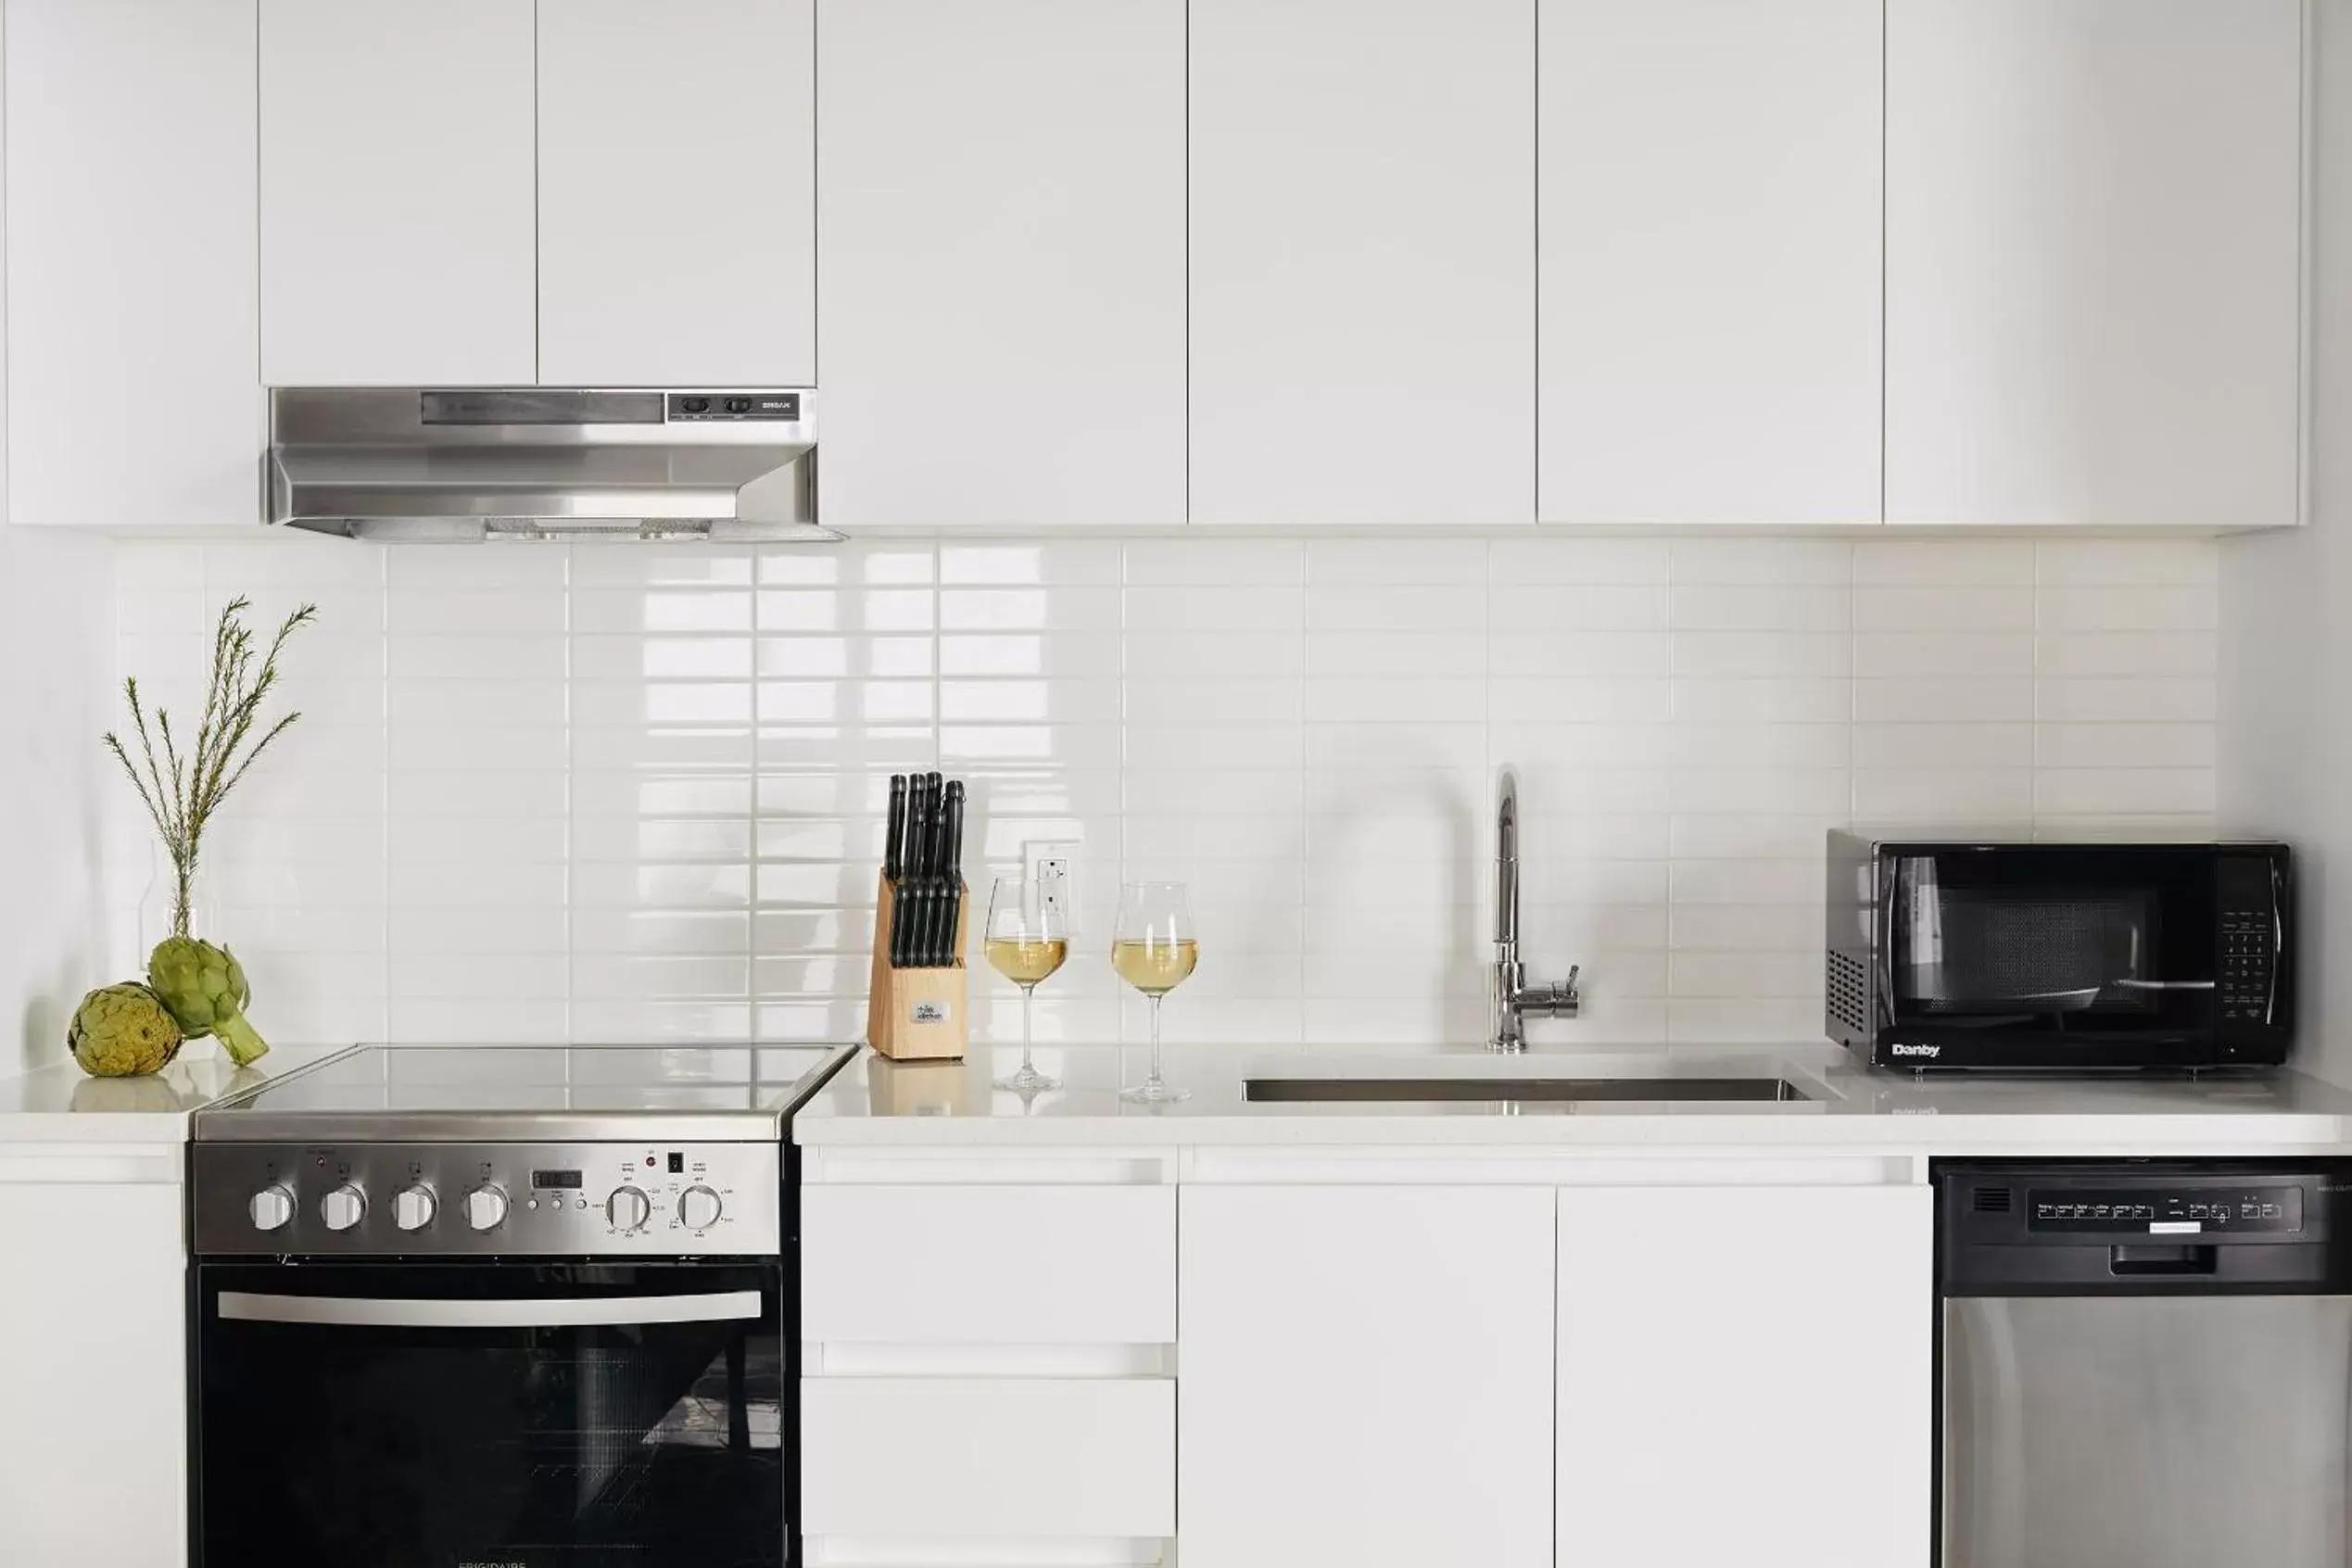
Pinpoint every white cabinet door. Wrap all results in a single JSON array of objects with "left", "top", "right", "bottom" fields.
[
  {"left": 802, "top": 1378, "right": 1175, "bottom": 1539},
  {"left": 5, "top": 0, "right": 260, "bottom": 529},
  {"left": 0, "top": 1182, "right": 187, "bottom": 1565},
  {"left": 259, "top": 0, "right": 537, "bottom": 386},
  {"left": 537, "top": 0, "right": 815, "bottom": 387},
  {"left": 1190, "top": 0, "right": 1534, "bottom": 526},
  {"left": 1180, "top": 1186, "right": 1555, "bottom": 1568},
  {"left": 1886, "top": 0, "right": 2303, "bottom": 527},
  {"left": 1557, "top": 1185, "right": 1932, "bottom": 1568},
  {"left": 816, "top": 0, "right": 1184, "bottom": 527},
  {"left": 1539, "top": 0, "right": 1881, "bottom": 525},
  {"left": 802, "top": 1183, "right": 1177, "bottom": 1346}
]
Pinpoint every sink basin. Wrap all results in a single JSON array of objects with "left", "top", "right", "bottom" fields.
[{"left": 1242, "top": 1076, "right": 1810, "bottom": 1105}]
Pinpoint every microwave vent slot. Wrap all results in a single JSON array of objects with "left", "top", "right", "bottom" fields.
[
  {"left": 1827, "top": 949, "right": 1868, "bottom": 1036},
  {"left": 1972, "top": 1186, "right": 2015, "bottom": 1214}
]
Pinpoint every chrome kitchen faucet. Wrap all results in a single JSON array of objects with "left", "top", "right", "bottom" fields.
[{"left": 1490, "top": 767, "right": 1581, "bottom": 1052}]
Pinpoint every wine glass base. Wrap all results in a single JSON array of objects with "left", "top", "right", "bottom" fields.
[
  {"left": 1119, "top": 1078, "right": 1190, "bottom": 1105},
  {"left": 993, "top": 1062, "right": 1062, "bottom": 1094}
]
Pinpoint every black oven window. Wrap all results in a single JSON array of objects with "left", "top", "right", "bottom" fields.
[
  {"left": 196, "top": 1264, "right": 784, "bottom": 1568},
  {"left": 1896, "top": 857, "right": 2159, "bottom": 1016},
  {"left": 1882, "top": 847, "right": 2224, "bottom": 1043}
]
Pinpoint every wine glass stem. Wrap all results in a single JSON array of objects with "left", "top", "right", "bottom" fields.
[
  {"left": 1020, "top": 982, "right": 1036, "bottom": 1073},
  {"left": 1148, "top": 993, "right": 1165, "bottom": 1084}
]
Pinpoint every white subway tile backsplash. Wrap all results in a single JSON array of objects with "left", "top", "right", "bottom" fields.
[
  {"left": 2035, "top": 538, "right": 2219, "bottom": 587},
  {"left": 2037, "top": 677, "right": 2218, "bottom": 724},
  {"left": 2036, "top": 631, "right": 2219, "bottom": 677},
  {"left": 132, "top": 534, "right": 2220, "bottom": 1050},
  {"left": 1852, "top": 585, "right": 2036, "bottom": 633},
  {"left": 1853, "top": 677, "right": 2035, "bottom": 724},
  {"left": 1668, "top": 537, "right": 1852, "bottom": 585},
  {"left": 1853, "top": 538, "right": 2035, "bottom": 586},
  {"left": 1851, "top": 631, "right": 2036, "bottom": 677},
  {"left": 1670, "top": 583, "right": 1852, "bottom": 632}
]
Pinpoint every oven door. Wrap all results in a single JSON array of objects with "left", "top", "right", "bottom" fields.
[
  {"left": 1876, "top": 845, "right": 2283, "bottom": 1068},
  {"left": 196, "top": 1261, "right": 784, "bottom": 1568}
]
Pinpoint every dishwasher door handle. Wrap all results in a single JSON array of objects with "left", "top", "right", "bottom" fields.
[{"left": 2109, "top": 1244, "right": 2219, "bottom": 1277}]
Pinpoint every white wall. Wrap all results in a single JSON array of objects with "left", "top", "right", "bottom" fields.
[
  {"left": 0, "top": 526, "right": 113, "bottom": 1075},
  {"left": 2221, "top": 0, "right": 2352, "bottom": 1083},
  {"left": 115, "top": 531, "right": 2220, "bottom": 1054}
]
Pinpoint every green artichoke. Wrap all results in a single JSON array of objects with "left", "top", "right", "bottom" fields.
[
  {"left": 68, "top": 983, "right": 184, "bottom": 1077},
  {"left": 148, "top": 937, "right": 269, "bottom": 1066}
]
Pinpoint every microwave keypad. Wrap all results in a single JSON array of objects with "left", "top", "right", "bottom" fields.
[{"left": 2220, "top": 911, "right": 2274, "bottom": 1023}]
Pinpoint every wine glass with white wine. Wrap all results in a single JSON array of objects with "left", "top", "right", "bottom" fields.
[
  {"left": 1112, "top": 880, "right": 1198, "bottom": 1105},
  {"left": 983, "top": 874, "right": 1069, "bottom": 1094}
]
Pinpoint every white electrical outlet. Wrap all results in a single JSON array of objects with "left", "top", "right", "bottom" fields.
[{"left": 1026, "top": 841, "right": 1078, "bottom": 921}]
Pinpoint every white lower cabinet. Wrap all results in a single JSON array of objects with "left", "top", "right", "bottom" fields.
[
  {"left": 799, "top": 1165, "right": 1937, "bottom": 1567},
  {"left": 1178, "top": 1185, "right": 1558, "bottom": 1568},
  {"left": 1556, "top": 1184, "right": 1934, "bottom": 1568},
  {"left": 0, "top": 1166, "right": 188, "bottom": 1567},
  {"left": 802, "top": 1378, "right": 1174, "bottom": 1539}
]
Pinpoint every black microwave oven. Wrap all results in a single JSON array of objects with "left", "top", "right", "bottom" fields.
[{"left": 1827, "top": 831, "right": 2293, "bottom": 1071}]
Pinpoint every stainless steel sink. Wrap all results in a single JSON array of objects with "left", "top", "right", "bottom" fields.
[{"left": 1242, "top": 1076, "right": 1810, "bottom": 1105}]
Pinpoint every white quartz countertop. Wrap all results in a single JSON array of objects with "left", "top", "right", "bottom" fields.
[
  {"left": 0, "top": 1043, "right": 354, "bottom": 1143},
  {"left": 792, "top": 1043, "right": 2352, "bottom": 1155}
]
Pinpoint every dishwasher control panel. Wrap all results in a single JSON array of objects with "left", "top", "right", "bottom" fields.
[
  {"left": 2029, "top": 1184, "right": 2304, "bottom": 1234},
  {"left": 1940, "top": 1160, "right": 2352, "bottom": 1295}
]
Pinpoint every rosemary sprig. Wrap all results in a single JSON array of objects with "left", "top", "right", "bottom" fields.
[{"left": 104, "top": 598, "right": 319, "bottom": 940}]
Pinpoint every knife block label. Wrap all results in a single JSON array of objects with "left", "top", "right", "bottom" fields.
[{"left": 910, "top": 1000, "right": 950, "bottom": 1024}]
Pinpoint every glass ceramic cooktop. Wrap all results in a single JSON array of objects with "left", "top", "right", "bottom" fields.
[{"left": 194, "top": 1043, "right": 856, "bottom": 1140}]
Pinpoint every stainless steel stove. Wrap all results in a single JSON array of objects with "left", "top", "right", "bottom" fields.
[
  {"left": 187, "top": 1042, "right": 856, "bottom": 1568},
  {"left": 192, "top": 1042, "right": 854, "bottom": 1257}
]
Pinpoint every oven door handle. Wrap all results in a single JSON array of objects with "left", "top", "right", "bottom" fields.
[{"left": 216, "top": 1290, "right": 765, "bottom": 1329}]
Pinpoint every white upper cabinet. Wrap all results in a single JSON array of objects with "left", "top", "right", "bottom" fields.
[
  {"left": 1557, "top": 1185, "right": 1933, "bottom": 1568},
  {"left": 816, "top": 0, "right": 1185, "bottom": 527},
  {"left": 537, "top": 0, "right": 815, "bottom": 387},
  {"left": 259, "top": 0, "right": 537, "bottom": 386},
  {"left": 1180, "top": 1186, "right": 1556, "bottom": 1568},
  {"left": 1885, "top": 0, "right": 2304, "bottom": 527},
  {"left": 1189, "top": 0, "right": 1535, "bottom": 526},
  {"left": 1538, "top": 0, "right": 1883, "bottom": 525},
  {"left": 6, "top": 0, "right": 261, "bottom": 529}
]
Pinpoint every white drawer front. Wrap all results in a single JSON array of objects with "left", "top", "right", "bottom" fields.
[
  {"left": 802, "top": 1377, "right": 1175, "bottom": 1537},
  {"left": 803, "top": 1184, "right": 1176, "bottom": 1344}
]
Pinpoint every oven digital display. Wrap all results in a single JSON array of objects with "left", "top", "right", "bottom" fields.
[
  {"left": 2027, "top": 1186, "right": 2302, "bottom": 1233},
  {"left": 532, "top": 1170, "right": 584, "bottom": 1190}
]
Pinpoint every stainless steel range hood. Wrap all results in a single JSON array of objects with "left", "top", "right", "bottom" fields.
[{"left": 267, "top": 387, "right": 832, "bottom": 542}]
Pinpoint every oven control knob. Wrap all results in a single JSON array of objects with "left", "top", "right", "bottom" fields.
[
  {"left": 248, "top": 1183, "right": 296, "bottom": 1233},
  {"left": 465, "top": 1184, "right": 509, "bottom": 1232},
  {"left": 320, "top": 1183, "right": 366, "bottom": 1233},
  {"left": 392, "top": 1184, "right": 437, "bottom": 1233},
  {"left": 605, "top": 1185, "right": 651, "bottom": 1233},
  {"left": 677, "top": 1185, "right": 723, "bottom": 1230}
]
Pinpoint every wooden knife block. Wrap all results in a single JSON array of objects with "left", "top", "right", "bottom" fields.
[{"left": 866, "top": 871, "right": 970, "bottom": 1061}]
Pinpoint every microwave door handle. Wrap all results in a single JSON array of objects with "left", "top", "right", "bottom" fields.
[
  {"left": 2111, "top": 979, "right": 2217, "bottom": 992},
  {"left": 217, "top": 1290, "right": 765, "bottom": 1330},
  {"left": 2271, "top": 862, "right": 2287, "bottom": 1026}
]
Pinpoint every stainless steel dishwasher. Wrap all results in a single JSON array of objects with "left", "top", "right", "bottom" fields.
[{"left": 1938, "top": 1161, "right": 2352, "bottom": 1568}]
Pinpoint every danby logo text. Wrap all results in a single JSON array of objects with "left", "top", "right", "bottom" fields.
[{"left": 1890, "top": 1043, "right": 1941, "bottom": 1059}]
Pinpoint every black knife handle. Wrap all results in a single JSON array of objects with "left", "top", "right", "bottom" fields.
[
  {"left": 939, "top": 782, "right": 967, "bottom": 966},
  {"left": 884, "top": 774, "right": 907, "bottom": 882}
]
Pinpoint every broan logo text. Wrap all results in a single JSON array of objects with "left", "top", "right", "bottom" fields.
[{"left": 1890, "top": 1043, "right": 1941, "bottom": 1059}]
